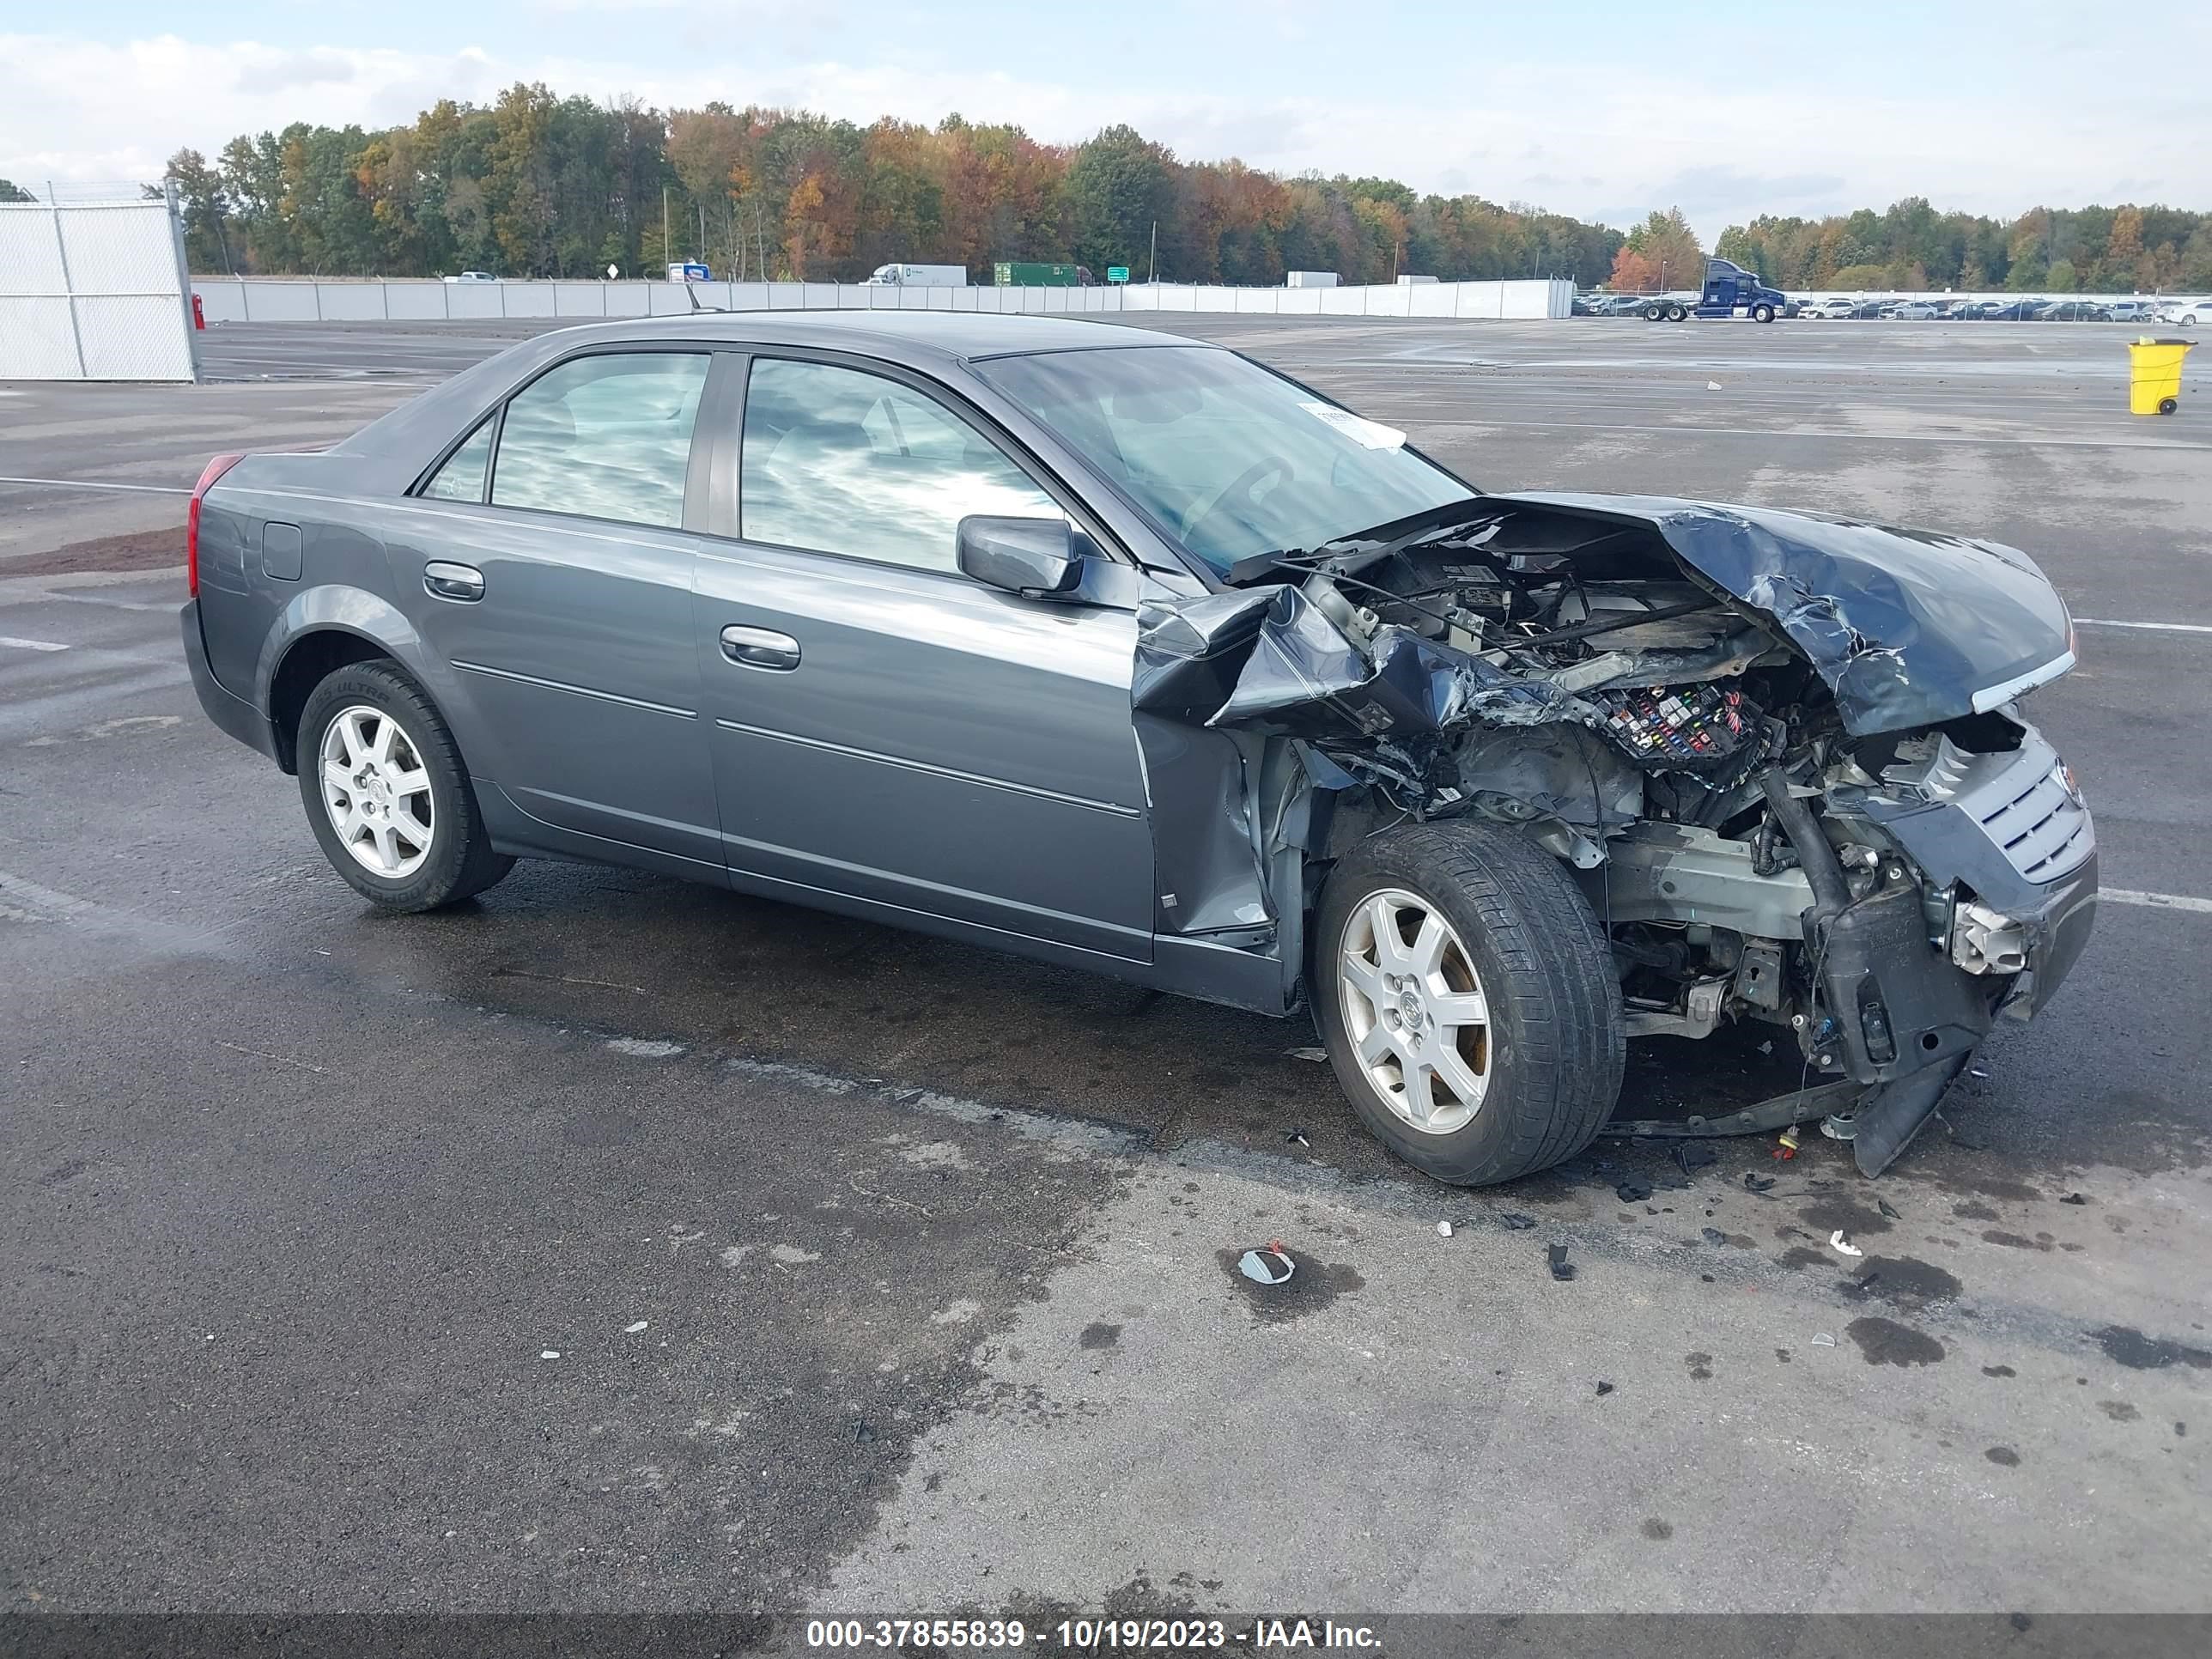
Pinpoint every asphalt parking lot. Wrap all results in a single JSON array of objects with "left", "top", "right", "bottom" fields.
[{"left": 4, "top": 316, "right": 2209, "bottom": 1629}]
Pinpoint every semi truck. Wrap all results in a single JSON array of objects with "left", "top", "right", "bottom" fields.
[
  {"left": 1642, "top": 258, "right": 1788, "bottom": 322},
  {"left": 864, "top": 263, "right": 969, "bottom": 288},
  {"left": 994, "top": 261, "right": 1094, "bottom": 287}
]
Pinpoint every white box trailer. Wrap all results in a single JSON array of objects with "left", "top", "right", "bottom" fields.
[
  {"left": 1286, "top": 270, "right": 1340, "bottom": 289},
  {"left": 866, "top": 263, "right": 969, "bottom": 288}
]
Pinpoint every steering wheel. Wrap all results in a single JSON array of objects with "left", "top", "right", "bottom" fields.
[{"left": 1178, "top": 456, "right": 1291, "bottom": 549}]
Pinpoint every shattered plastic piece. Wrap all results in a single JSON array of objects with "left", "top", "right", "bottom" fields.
[
  {"left": 1743, "top": 1173, "right": 1777, "bottom": 1194},
  {"left": 1548, "top": 1243, "right": 1577, "bottom": 1282},
  {"left": 1285, "top": 1129, "right": 1310, "bottom": 1147},
  {"left": 1437, "top": 1220, "right": 1455, "bottom": 1238},
  {"left": 1238, "top": 1247, "right": 1296, "bottom": 1285},
  {"left": 2061, "top": 1192, "right": 2088, "bottom": 1206},
  {"left": 1499, "top": 1213, "right": 1539, "bottom": 1231},
  {"left": 538, "top": 1351, "right": 561, "bottom": 1361},
  {"left": 1286, "top": 1048, "right": 1328, "bottom": 1062},
  {"left": 1705, "top": 380, "right": 1723, "bottom": 391},
  {"left": 1877, "top": 1199, "right": 1903, "bottom": 1221},
  {"left": 1812, "top": 1332, "right": 1837, "bottom": 1347},
  {"left": 1674, "top": 1144, "right": 1718, "bottom": 1177},
  {"left": 1829, "top": 1230, "right": 1864, "bottom": 1258},
  {"left": 623, "top": 1321, "right": 649, "bottom": 1334},
  {"left": 1595, "top": 1381, "right": 1615, "bottom": 1397},
  {"left": 1616, "top": 1177, "right": 1654, "bottom": 1203},
  {"left": 1775, "top": 1127, "right": 1801, "bottom": 1160},
  {"left": 1701, "top": 1227, "right": 1728, "bottom": 1245},
  {"left": 1970, "top": 1066, "right": 1991, "bottom": 1078}
]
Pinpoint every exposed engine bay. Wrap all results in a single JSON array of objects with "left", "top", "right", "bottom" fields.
[{"left": 1133, "top": 492, "right": 2100, "bottom": 1174}]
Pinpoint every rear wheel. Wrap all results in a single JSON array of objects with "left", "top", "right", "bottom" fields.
[
  {"left": 296, "top": 661, "right": 513, "bottom": 912},
  {"left": 1666, "top": 302, "right": 1689, "bottom": 322},
  {"left": 2159, "top": 397, "right": 2179, "bottom": 415},
  {"left": 1313, "top": 823, "right": 1624, "bottom": 1186},
  {"left": 1642, "top": 302, "right": 1664, "bottom": 321}
]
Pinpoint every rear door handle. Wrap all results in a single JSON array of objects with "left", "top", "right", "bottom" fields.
[
  {"left": 720, "top": 623, "right": 800, "bottom": 672},
  {"left": 423, "top": 561, "right": 484, "bottom": 602}
]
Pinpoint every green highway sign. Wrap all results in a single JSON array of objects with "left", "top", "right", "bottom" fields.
[{"left": 1107, "top": 266, "right": 1130, "bottom": 284}]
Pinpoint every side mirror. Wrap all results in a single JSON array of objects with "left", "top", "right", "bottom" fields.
[{"left": 957, "top": 516, "right": 1085, "bottom": 600}]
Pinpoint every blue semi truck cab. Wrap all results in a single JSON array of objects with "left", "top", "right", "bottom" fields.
[{"left": 1641, "top": 258, "right": 1789, "bottom": 322}]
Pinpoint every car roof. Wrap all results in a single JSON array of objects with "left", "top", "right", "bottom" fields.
[{"left": 520, "top": 308, "right": 1200, "bottom": 366}]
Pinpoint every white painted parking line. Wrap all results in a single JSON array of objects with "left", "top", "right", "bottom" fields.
[
  {"left": 2074, "top": 617, "right": 2212, "bottom": 635},
  {"left": 0, "top": 477, "right": 191, "bottom": 495},
  {"left": 0, "top": 635, "right": 70, "bottom": 652},
  {"left": 2104, "top": 890, "right": 2212, "bottom": 915}
]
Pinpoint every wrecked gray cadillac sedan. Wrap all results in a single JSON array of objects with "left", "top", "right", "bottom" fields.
[{"left": 182, "top": 313, "right": 2096, "bottom": 1186}]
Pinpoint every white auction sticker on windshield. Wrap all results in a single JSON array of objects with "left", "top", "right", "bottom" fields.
[{"left": 1297, "top": 400, "right": 1406, "bottom": 450}]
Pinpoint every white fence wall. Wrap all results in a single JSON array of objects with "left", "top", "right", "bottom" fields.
[
  {"left": 190, "top": 276, "right": 1574, "bottom": 325},
  {"left": 2, "top": 200, "right": 198, "bottom": 381}
]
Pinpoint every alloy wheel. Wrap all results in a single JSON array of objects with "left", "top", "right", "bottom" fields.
[
  {"left": 1337, "top": 889, "right": 1492, "bottom": 1134},
  {"left": 318, "top": 704, "right": 434, "bottom": 878}
]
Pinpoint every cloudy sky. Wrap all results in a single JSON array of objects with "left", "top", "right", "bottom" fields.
[{"left": 3, "top": 1, "right": 2205, "bottom": 240}]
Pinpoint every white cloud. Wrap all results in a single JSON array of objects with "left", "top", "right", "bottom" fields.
[{"left": 2, "top": 30, "right": 2204, "bottom": 239}]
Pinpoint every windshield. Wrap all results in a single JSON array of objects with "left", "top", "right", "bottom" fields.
[{"left": 974, "top": 346, "right": 1473, "bottom": 575}]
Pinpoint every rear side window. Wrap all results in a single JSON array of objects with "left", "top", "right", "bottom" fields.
[
  {"left": 422, "top": 416, "right": 494, "bottom": 502},
  {"left": 739, "top": 358, "right": 1060, "bottom": 573},
  {"left": 489, "top": 352, "right": 709, "bottom": 528}
]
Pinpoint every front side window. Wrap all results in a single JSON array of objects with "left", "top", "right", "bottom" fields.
[
  {"left": 740, "top": 358, "right": 1061, "bottom": 573},
  {"left": 421, "top": 416, "right": 494, "bottom": 502},
  {"left": 974, "top": 345, "right": 1472, "bottom": 576},
  {"left": 489, "top": 352, "right": 709, "bottom": 528}
]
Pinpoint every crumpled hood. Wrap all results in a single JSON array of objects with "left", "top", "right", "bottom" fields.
[{"left": 1492, "top": 491, "right": 2076, "bottom": 735}]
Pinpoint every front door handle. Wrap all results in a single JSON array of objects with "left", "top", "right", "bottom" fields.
[
  {"left": 423, "top": 561, "right": 484, "bottom": 602},
  {"left": 720, "top": 623, "right": 801, "bottom": 672}
]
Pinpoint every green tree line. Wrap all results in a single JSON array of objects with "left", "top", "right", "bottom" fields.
[
  {"left": 1713, "top": 198, "right": 2212, "bottom": 292},
  {"left": 155, "top": 84, "right": 1624, "bottom": 286}
]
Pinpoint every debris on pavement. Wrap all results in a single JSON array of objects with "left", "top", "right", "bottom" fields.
[
  {"left": 1812, "top": 1332, "right": 1836, "bottom": 1347},
  {"left": 623, "top": 1321, "right": 648, "bottom": 1334},
  {"left": 538, "top": 1350, "right": 561, "bottom": 1361},
  {"left": 1238, "top": 1245, "right": 1296, "bottom": 1285},
  {"left": 1743, "top": 1173, "right": 1777, "bottom": 1194},
  {"left": 1285, "top": 1128, "right": 1310, "bottom": 1146},
  {"left": 2061, "top": 1193, "right": 2088, "bottom": 1206},
  {"left": 1878, "top": 1198, "right": 1903, "bottom": 1220},
  {"left": 1674, "top": 1144, "right": 1718, "bottom": 1177},
  {"left": 1286, "top": 1048, "right": 1328, "bottom": 1062},
  {"left": 1775, "top": 1128, "right": 1801, "bottom": 1159},
  {"left": 1830, "top": 1230, "right": 1864, "bottom": 1258},
  {"left": 1437, "top": 1220, "right": 1455, "bottom": 1238},
  {"left": 1548, "top": 1243, "right": 1577, "bottom": 1282},
  {"left": 1844, "top": 1273, "right": 1882, "bottom": 1297},
  {"left": 1616, "top": 1176, "right": 1654, "bottom": 1203},
  {"left": 1706, "top": 380, "right": 1723, "bottom": 390},
  {"left": 1701, "top": 1227, "right": 1728, "bottom": 1245},
  {"left": 1595, "top": 1381, "right": 1615, "bottom": 1396},
  {"left": 1499, "top": 1213, "right": 1538, "bottom": 1231}
]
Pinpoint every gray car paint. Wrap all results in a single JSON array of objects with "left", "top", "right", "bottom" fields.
[{"left": 188, "top": 313, "right": 1261, "bottom": 1004}]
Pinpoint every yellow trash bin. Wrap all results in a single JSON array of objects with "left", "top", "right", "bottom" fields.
[{"left": 2128, "top": 337, "right": 2193, "bottom": 416}]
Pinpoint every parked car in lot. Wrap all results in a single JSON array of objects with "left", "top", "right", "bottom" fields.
[
  {"left": 1950, "top": 301, "right": 2003, "bottom": 320},
  {"left": 2154, "top": 297, "right": 2209, "bottom": 325},
  {"left": 1802, "top": 296, "right": 1860, "bottom": 319},
  {"left": 2040, "top": 301, "right": 2112, "bottom": 322},
  {"left": 1983, "top": 299, "right": 2045, "bottom": 320},
  {"left": 1892, "top": 300, "right": 1944, "bottom": 319},
  {"left": 442, "top": 270, "right": 500, "bottom": 284},
  {"left": 180, "top": 313, "right": 2097, "bottom": 1185},
  {"left": 2103, "top": 301, "right": 2157, "bottom": 324}
]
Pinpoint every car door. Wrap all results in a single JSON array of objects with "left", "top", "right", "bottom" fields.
[
  {"left": 690, "top": 352, "right": 1155, "bottom": 963},
  {"left": 392, "top": 346, "right": 721, "bottom": 869}
]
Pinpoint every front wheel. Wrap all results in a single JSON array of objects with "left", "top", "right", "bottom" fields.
[
  {"left": 296, "top": 660, "right": 514, "bottom": 912},
  {"left": 1752, "top": 303, "right": 1775, "bottom": 323},
  {"left": 1312, "top": 823, "right": 1625, "bottom": 1186}
]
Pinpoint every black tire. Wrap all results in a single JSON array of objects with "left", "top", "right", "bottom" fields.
[
  {"left": 1311, "top": 823, "right": 1625, "bottom": 1186},
  {"left": 1667, "top": 302, "right": 1689, "bottom": 322},
  {"left": 1642, "top": 303, "right": 1664, "bottom": 321},
  {"left": 295, "top": 660, "right": 514, "bottom": 912},
  {"left": 1752, "top": 303, "right": 1775, "bottom": 324},
  {"left": 2158, "top": 397, "right": 2179, "bottom": 415}
]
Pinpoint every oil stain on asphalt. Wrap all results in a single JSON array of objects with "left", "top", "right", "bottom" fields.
[
  {"left": 1847, "top": 1316, "right": 1947, "bottom": 1367},
  {"left": 1216, "top": 1246, "right": 1365, "bottom": 1325}
]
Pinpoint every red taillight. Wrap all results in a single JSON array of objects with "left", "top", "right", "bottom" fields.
[{"left": 186, "top": 453, "right": 245, "bottom": 598}]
